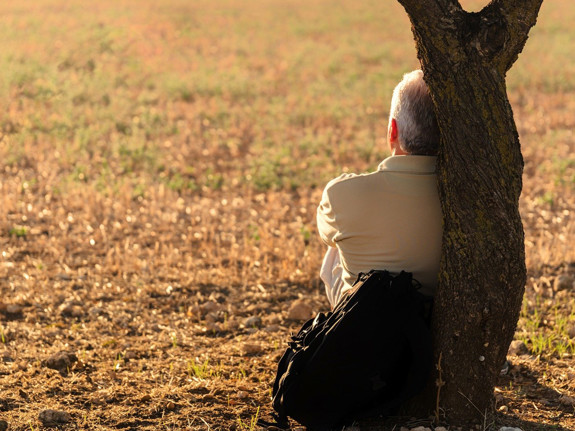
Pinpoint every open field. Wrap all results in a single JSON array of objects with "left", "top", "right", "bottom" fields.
[{"left": 1, "top": 0, "right": 574, "bottom": 430}]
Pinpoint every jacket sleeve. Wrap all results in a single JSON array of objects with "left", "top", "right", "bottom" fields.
[{"left": 316, "top": 183, "right": 339, "bottom": 247}]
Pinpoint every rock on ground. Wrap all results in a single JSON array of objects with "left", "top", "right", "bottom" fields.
[
  {"left": 39, "top": 409, "right": 71, "bottom": 426},
  {"left": 200, "top": 300, "right": 220, "bottom": 315},
  {"left": 0, "top": 303, "right": 23, "bottom": 318},
  {"left": 241, "top": 343, "right": 263, "bottom": 355},
  {"left": 287, "top": 299, "right": 313, "bottom": 320},
  {"left": 59, "top": 302, "right": 84, "bottom": 318},
  {"left": 41, "top": 351, "right": 78, "bottom": 376},
  {"left": 554, "top": 274, "right": 574, "bottom": 291},
  {"left": 508, "top": 339, "right": 529, "bottom": 356},
  {"left": 243, "top": 316, "right": 262, "bottom": 328}
]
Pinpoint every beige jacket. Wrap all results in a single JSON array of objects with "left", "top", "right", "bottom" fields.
[{"left": 317, "top": 155, "right": 443, "bottom": 300}]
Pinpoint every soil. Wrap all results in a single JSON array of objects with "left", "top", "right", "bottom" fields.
[
  {"left": 1, "top": 258, "right": 574, "bottom": 430},
  {"left": 1, "top": 0, "right": 575, "bottom": 428}
]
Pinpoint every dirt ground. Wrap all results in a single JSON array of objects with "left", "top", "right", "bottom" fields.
[
  {"left": 1, "top": 203, "right": 574, "bottom": 430},
  {"left": 1, "top": 0, "right": 575, "bottom": 429}
]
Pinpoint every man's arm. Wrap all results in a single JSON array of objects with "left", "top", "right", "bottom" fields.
[
  {"left": 320, "top": 246, "right": 344, "bottom": 308},
  {"left": 316, "top": 185, "right": 339, "bottom": 247}
]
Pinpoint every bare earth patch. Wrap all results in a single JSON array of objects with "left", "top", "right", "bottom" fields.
[
  {"left": 0, "top": 190, "right": 574, "bottom": 430},
  {"left": 1, "top": 0, "right": 575, "bottom": 429}
]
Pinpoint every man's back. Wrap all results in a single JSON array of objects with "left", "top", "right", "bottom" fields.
[{"left": 317, "top": 155, "right": 442, "bottom": 298}]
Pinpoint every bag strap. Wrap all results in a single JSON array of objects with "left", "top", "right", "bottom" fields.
[{"left": 256, "top": 412, "right": 290, "bottom": 429}]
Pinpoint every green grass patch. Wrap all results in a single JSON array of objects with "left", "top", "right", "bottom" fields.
[
  {"left": 518, "top": 295, "right": 575, "bottom": 358},
  {"left": 8, "top": 226, "right": 28, "bottom": 238}
]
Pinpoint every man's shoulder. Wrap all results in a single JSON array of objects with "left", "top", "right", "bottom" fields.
[{"left": 324, "top": 170, "right": 381, "bottom": 195}]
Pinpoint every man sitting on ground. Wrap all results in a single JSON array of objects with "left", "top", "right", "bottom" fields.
[{"left": 317, "top": 70, "right": 442, "bottom": 308}]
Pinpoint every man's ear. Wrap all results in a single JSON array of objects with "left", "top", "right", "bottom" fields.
[
  {"left": 389, "top": 118, "right": 408, "bottom": 155},
  {"left": 389, "top": 118, "right": 398, "bottom": 142},
  {"left": 388, "top": 118, "right": 398, "bottom": 151}
]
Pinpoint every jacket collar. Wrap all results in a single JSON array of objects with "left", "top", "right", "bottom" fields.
[{"left": 377, "top": 155, "right": 437, "bottom": 173}]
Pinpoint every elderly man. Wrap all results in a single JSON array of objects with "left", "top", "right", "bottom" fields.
[{"left": 317, "top": 70, "right": 442, "bottom": 308}]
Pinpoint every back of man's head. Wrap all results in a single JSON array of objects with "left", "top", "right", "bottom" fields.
[{"left": 389, "top": 70, "right": 439, "bottom": 156}]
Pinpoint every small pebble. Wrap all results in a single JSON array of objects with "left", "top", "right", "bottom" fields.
[
  {"left": 554, "top": 274, "right": 574, "bottom": 291},
  {"left": 5, "top": 304, "right": 23, "bottom": 315},
  {"left": 59, "top": 303, "right": 83, "bottom": 318},
  {"left": 124, "top": 351, "right": 137, "bottom": 360},
  {"left": 205, "top": 321, "right": 221, "bottom": 332},
  {"left": 499, "top": 427, "right": 523, "bottom": 431},
  {"left": 88, "top": 306, "right": 105, "bottom": 317},
  {"left": 42, "top": 351, "right": 78, "bottom": 376},
  {"left": 287, "top": 300, "right": 313, "bottom": 321},
  {"left": 39, "top": 409, "right": 71, "bottom": 426},
  {"left": 266, "top": 313, "right": 282, "bottom": 325},
  {"left": 264, "top": 324, "right": 281, "bottom": 333},
  {"left": 200, "top": 301, "right": 220, "bottom": 315},
  {"left": 224, "top": 318, "right": 239, "bottom": 331},
  {"left": 205, "top": 312, "right": 220, "bottom": 323},
  {"left": 508, "top": 340, "right": 529, "bottom": 356},
  {"left": 186, "top": 305, "right": 201, "bottom": 319},
  {"left": 410, "top": 427, "right": 431, "bottom": 431},
  {"left": 243, "top": 316, "right": 262, "bottom": 328},
  {"left": 559, "top": 395, "right": 575, "bottom": 406},
  {"left": 242, "top": 343, "right": 262, "bottom": 355},
  {"left": 237, "top": 390, "right": 248, "bottom": 399}
]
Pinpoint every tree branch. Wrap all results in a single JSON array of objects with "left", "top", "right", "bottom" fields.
[
  {"left": 398, "top": 0, "right": 543, "bottom": 75},
  {"left": 397, "top": 0, "right": 462, "bottom": 34},
  {"left": 397, "top": 0, "right": 467, "bottom": 73},
  {"left": 483, "top": 0, "right": 544, "bottom": 73}
]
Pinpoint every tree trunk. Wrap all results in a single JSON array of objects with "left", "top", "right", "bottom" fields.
[{"left": 395, "top": 0, "right": 544, "bottom": 425}]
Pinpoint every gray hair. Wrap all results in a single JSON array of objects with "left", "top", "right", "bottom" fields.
[{"left": 389, "top": 70, "right": 439, "bottom": 156}]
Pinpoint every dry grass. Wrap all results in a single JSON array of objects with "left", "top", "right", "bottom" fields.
[{"left": 0, "top": 0, "right": 574, "bottom": 430}]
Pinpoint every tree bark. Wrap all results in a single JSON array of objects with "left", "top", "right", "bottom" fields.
[{"left": 395, "top": 0, "right": 543, "bottom": 425}]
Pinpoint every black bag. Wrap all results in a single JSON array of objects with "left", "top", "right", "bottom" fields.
[{"left": 271, "top": 270, "right": 433, "bottom": 430}]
